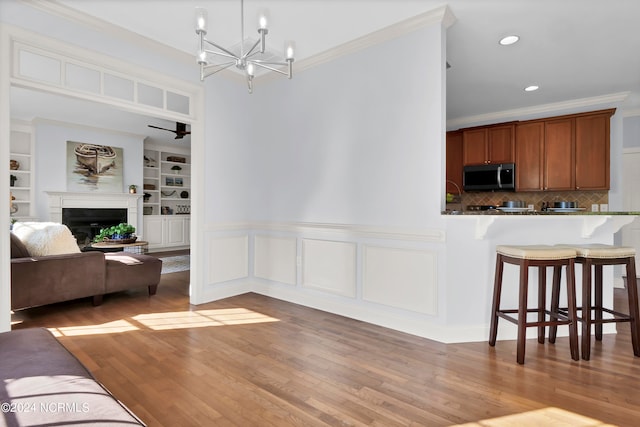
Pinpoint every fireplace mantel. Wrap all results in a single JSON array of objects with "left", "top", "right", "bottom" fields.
[{"left": 46, "top": 191, "right": 142, "bottom": 231}]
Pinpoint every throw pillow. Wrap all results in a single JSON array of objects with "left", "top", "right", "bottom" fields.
[
  {"left": 11, "top": 222, "right": 80, "bottom": 257},
  {"left": 10, "top": 232, "right": 30, "bottom": 258}
]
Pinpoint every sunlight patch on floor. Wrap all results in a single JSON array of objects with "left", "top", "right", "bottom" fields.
[
  {"left": 132, "top": 308, "right": 280, "bottom": 330},
  {"left": 29, "top": 308, "right": 279, "bottom": 336},
  {"left": 49, "top": 320, "right": 139, "bottom": 337},
  {"left": 453, "top": 407, "right": 616, "bottom": 427}
]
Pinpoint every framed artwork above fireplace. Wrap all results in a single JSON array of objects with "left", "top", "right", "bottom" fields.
[{"left": 66, "top": 141, "right": 123, "bottom": 192}]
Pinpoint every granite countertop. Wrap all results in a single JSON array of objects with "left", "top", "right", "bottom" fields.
[{"left": 442, "top": 209, "right": 640, "bottom": 216}]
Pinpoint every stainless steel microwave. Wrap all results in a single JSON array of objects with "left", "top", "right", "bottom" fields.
[{"left": 463, "top": 163, "right": 516, "bottom": 191}]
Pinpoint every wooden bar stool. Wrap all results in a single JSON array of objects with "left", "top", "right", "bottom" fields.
[
  {"left": 550, "top": 244, "right": 640, "bottom": 360},
  {"left": 489, "top": 245, "right": 579, "bottom": 364}
]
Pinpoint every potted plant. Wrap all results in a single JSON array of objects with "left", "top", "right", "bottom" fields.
[
  {"left": 9, "top": 174, "right": 17, "bottom": 187},
  {"left": 171, "top": 165, "right": 182, "bottom": 174},
  {"left": 93, "top": 223, "right": 136, "bottom": 243},
  {"left": 129, "top": 184, "right": 137, "bottom": 194}
]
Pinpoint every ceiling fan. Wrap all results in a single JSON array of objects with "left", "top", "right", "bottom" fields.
[{"left": 148, "top": 122, "right": 191, "bottom": 139}]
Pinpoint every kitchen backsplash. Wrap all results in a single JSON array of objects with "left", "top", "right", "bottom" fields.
[{"left": 459, "top": 191, "right": 608, "bottom": 211}]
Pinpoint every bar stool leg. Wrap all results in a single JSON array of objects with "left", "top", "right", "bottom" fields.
[
  {"left": 594, "top": 264, "right": 604, "bottom": 340},
  {"left": 625, "top": 257, "right": 640, "bottom": 356},
  {"left": 516, "top": 260, "right": 530, "bottom": 365},
  {"left": 489, "top": 254, "right": 504, "bottom": 347},
  {"left": 582, "top": 260, "right": 593, "bottom": 360},
  {"left": 566, "top": 259, "right": 579, "bottom": 361},
  {"left": 549, "top": 265, "right": 562, "bottom": 343},
  {"left": 538, "top": 265, "right": 547, "bottom": 344}
]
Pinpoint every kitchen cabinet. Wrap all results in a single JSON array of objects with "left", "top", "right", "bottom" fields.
[
  {"left": 544, "top": 117, "right": 575, "bottom": 191},
  {"left": 462, "top": 124, "right": 515, "bottom": 165},
  {"left": 446, "top": 130, "right": 463, "bottom": 194},
  {"left": 515, "top": 121, "right": 544, "bottom": 191},
  {"left": 575, "top": 112, "right": 611, "bottom": 190},
  {"left": 515, "top": 109, "right": 613, "bottom": 192}
]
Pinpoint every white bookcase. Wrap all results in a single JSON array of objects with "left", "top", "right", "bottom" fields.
[
  {"left": 9, "top": 121, "right": 36, "bottom": 221},
  {"left": 142, "top": 144, "right": 190, "bottom": 249}
]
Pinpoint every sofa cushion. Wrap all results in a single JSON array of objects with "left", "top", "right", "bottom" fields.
[
  {"left": 105, "top": 252, "right": 162, "bottom": 294},
  {"left": 10, "top": 232, "right": 30, "bottom": 258},
  {"left": 0, "top": 328, "right": 144, "bottom": 426},
  {"left": 12, "top": 222, "right": 80, "bottom": 256}
]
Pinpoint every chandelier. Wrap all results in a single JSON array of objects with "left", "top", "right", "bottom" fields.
[{"left": 195, "top": 0, "right": 295, "bottom": 93}]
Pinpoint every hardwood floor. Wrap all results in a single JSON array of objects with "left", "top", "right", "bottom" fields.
[{"left": 10, "top": 266, "right": 640, "bottom": 426}]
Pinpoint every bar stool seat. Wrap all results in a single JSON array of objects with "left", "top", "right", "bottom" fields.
[
  {"left": 489, "top": 245, "right": 579, "bottom": 364},
  {"left": 551, "top": 244, "right": 640, "bottom": 360}
]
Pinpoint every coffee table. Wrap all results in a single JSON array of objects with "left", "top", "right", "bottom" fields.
[{"left": 90, "top": 240, "right": 149, "bottom": 254}]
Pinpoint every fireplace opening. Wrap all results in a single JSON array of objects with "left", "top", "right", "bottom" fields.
[{"left": 62, "top": 208, "right": 127, "bottom": 249}]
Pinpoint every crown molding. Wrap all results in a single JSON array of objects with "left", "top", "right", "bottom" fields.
[
  {"left": 258, "top": 5, "right": 456, "bottom": 83},
  {"left": 20, "top": 0, "right": 194, "bottom": 65},
  {"left": 447, "top": 92, "right": 631, "bottom": 130}
]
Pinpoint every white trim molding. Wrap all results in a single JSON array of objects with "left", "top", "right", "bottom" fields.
[
  {"left": 447, "top": 91, "right": 630, "bottom": 130},
  {"left": 200, "top": 220, "right": 451, "bottom": 342},
  {"left": 205, "top": 220, "right": 446, "bottom": 243}
]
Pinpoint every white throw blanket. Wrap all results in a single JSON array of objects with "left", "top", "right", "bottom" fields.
[{"left": 12, "top": 222, "right": 81, "bottom": 256}]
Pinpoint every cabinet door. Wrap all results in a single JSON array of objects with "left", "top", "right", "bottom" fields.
[
  {"left": 143, "top": 215, "right": 164, "bottom": 247},
  {"left": 515, "top": 121, "right": 544, "bottom": 191},
  {"left": 575, "top": 113, "right": 610, "bottom": 190},
  {"left": 544, "top": 118, "right": 575, "bottom": 191},
  {"left": 462, "top": 128, "right": 487, "bottom": 165},
  {"left": 165, "top": 217, "right": 186, "bottom": 246},
  {"left": 487, "top": 125, "right": 514, "bottom": 164},
  {"left": 184, "top": 218, "right": 191, "bottom": 245},
  {"left": 446, "top": 131, "right": 463, "bottom": 193}
]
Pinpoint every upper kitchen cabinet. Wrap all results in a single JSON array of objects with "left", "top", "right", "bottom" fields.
[
  {"left": 515, "top": 109, "right": 614, "bottom": 192},
  {"left": 543, "top": 117, "right": 575, "bottom": 191},
  {"left": 515, "top": 121, "right": 545, "bottom": 191},
  {"left": 575, "top": 110, "right": 613, "bottom": 190},
  {"left": 446, "top": 130, "right": 463, "bottom": 194},
  {"left": 462, "top": 124, "right": 515, "bottom": 165}
]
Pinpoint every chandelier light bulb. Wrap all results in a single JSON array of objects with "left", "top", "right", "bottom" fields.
[
  {"left": 195, "top": 8, "right": 208, "bottom": 34},
  {"left": 257, "top": 9, "right": 269, "bottom": 30},
  {"left": 285, "top": 40, "right": 295, "bottom": 60},
  {"left": 247, "top": 63, "right": 255, "bottom": 77}
]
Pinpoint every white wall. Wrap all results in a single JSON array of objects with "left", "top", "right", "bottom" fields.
[
  {"left": 624, "top": 115, "right": 640, "bottom": 148},
  {"left": 243, "top": 25, "right": 446, "bottom": 227}
]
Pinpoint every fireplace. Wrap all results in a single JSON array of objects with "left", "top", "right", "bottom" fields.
[
  {"left": 46, "top": 191, "right": 142, "bottom": 249},
  {"left": 63, "top": 208, "right": 127, "bottom": 248}
]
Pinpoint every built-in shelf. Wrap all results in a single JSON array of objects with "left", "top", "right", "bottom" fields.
[{"left": 10, "top": 122, "right": 35, "bottom": 221}]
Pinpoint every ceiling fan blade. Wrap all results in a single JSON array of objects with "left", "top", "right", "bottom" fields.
[{"left": 148, "top": 124, "right": 176, "bottom": 133}]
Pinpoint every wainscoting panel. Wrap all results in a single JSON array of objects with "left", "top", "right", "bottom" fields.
[
  {"left": 302, "top": 239, "right": 357, "bottom": 298},
  {"left": 207, "top": 235, "right": 249, "bottom": 284},
  {"left": 254, "top": 235, "right": 297, "bottom": 285},
  {"left": 362, "top": 245, "right": 438, "bottom": 315}
]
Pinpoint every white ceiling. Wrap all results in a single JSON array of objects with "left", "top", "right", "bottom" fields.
[{"left": 10, "top": 0, "right": 640, "bottom": 142}]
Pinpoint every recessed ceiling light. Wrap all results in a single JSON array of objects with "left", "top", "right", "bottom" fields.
[
  {"left": 524, "top": 85, "right": 539, "bottom": 92},
  {"left": 499, "top": 35, "right": 520, "bottom": 46}
]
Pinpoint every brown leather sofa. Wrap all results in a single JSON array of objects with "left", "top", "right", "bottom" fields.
[
  {"left": 0, "top": 328, "right": 145, "bottom": 425},
  {"left": 10, "top": 232, "right": 162, "bottom": 310}
]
